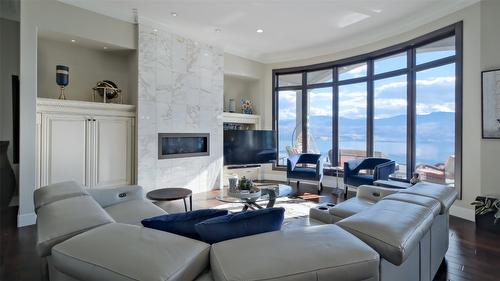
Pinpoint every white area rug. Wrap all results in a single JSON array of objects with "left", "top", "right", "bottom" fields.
[{"left": 214, "top": 197, "right": 324, "bottom": 229}]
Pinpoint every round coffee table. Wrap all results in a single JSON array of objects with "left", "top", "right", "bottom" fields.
[
  {"left": 146, "top": 188, "right": 192, "bottom": 212},
  {"left": 216, "top": 184, "right": 292, "bottom": 211}
]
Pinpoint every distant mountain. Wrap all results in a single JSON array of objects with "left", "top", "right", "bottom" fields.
[{"left": 279, "top": 112, "right": 455, "bottom": 143}]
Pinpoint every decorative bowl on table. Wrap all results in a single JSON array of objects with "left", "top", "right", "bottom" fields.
[{"left": 227, "top": 187, "right": 261, "bottom": 200}]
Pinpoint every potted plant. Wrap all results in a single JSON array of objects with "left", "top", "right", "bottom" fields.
[{"left": 471, "top": 196, "right": 500, "bottom": 233}]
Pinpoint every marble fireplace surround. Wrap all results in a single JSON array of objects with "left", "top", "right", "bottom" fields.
[{"left": 137, "top": 24, "right": 224, "bottom": 194}]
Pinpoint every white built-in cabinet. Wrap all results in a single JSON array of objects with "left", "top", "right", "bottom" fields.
[{"left": 36, "top": 98, "right": 136, "bottom": 189}]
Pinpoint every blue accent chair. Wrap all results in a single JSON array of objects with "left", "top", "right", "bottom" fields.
[
  {"left": 343, "top": 157, "right": 395, "bottom": 198},
  {"left": 287, "top": 153, "right": 324, "bottom": 195}
]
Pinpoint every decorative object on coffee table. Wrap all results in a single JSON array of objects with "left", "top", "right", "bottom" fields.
[
  {"left": 227, "top": 176, "right": 261, "bottom": 200},
  {"left": 56, "top": 65, "right": 69, "bottom": 100},
  {"left": 146, "top": 187, "right": 192, "bottom": 212}
]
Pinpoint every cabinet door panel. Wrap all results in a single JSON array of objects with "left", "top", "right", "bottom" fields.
[
  {"left": 93, "top": 117, "right": 134, "bottom": 188},
  {"left": 41, "top": 114, "right": 89, "bottom": 187}
]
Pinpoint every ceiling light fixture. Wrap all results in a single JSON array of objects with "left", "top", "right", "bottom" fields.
[
  {"left": 256, "top": 29, "right": 264, "bottom": 33},
  {"left": 103, "top": 46, "right": 108, "bottom": 49},
  {"left": 71, "top": 39, "right": 76, "bottom": 43},
  {"left": 153, "top": 28, "right": 158, "bottom": 32},
  {"left": 171, "top": 12, "right": 177, "bottom": 17},
  {"left": 215, "top": 28, "right": 221, "bottom": 33}
]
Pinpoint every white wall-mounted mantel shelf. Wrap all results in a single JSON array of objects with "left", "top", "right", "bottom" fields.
[
  {"left": 222, "top": 112, "right": 261, "bottom": 129},
  {"left": 36, "top": 98, "right": 136, "bottom": 117}
]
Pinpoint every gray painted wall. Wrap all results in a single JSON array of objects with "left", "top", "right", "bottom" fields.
[
  {"left": 37, "top": 38, "right": 135, "bottom": 104},
  {"left": 480, "top": 0, "right": 500, "bottom": 198}
]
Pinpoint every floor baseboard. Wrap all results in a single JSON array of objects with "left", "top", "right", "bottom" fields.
[
  {"left": 450, "top": 205, "right": 475, "bottom": 222},
  {"left": 18, "top": 212, "right": 37, "bottom": 227}
]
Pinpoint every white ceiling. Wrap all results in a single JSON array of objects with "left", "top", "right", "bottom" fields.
[{"left": 59, "top": 0, "right": 478, "bottom": 63}]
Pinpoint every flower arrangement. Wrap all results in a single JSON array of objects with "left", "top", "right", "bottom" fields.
[{"left": 240, "top": 99, "right": 253, "bottom": 114}]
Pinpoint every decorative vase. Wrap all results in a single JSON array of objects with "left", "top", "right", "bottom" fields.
[
  {"left": 56, "top": 65, "right": 69, "bottom": 100},
  {"left": 228, "top": 99, "right": 236, "bottom": 113},
  {"left": 0, "top": 141, "right": 15, "bottom": 208}
]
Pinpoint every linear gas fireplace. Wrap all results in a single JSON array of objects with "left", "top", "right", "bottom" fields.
[{"left": 158, "top": 133, "right": 210, "bottom": 159}]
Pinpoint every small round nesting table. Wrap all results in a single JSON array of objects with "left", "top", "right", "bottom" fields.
[{"left": 146, "top": 188, "right": 192, "bottom": 212}]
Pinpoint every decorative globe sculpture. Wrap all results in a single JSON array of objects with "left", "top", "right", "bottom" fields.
[{"left": 92, "top": 80, "right": 122, "bottom": 103}]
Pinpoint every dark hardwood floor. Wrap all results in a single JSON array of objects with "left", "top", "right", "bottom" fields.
[{"left": 1, "top": 183, "right": 499, "bottom": 281}]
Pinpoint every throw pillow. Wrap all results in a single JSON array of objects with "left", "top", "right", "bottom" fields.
[
  {"left": 141, "top": 209, "right": 229, "bottom": 239},
  {"left": 194, "top": 207, "right": 285, "bottom": 244}
]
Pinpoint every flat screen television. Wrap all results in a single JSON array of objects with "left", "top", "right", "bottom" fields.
[{"left": 224, "top": 130, "right": 277, "bottom": 166}]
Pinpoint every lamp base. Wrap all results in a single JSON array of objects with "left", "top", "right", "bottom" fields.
[{"left": 58, "top": 87, "right": 66, "bottom": 100}]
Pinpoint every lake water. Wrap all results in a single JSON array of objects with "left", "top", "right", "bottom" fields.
[{"left": 279, "top": 139, "right": 454, "bottom": 166}]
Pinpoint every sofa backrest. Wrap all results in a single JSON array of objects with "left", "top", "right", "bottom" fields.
[
  {"left": 34, "top": 181, "right": 89, "bottom": 213},
  {"left": 399, "top": 182, "right": 457, "bottom": 214},
  {"left": 35, "top": 182, "right": 115, "bottom": 257}
]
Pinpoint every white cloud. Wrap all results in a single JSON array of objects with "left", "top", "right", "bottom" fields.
[
  {"left": 416, "top": 102, "right": 455, "bottom": 115},
  {"left": 278, "top": 108, "right": 297, "bottom": 120},
  {"left": 309, "top": 106, "right": 332, "bottom": 116},
  {"left": 340, "top": 64, "right": 367, "bottom": 79},
  {"left": 375, "top": 81, "right": 406, "bottom": 94},
  {"left": 416, "top": 76, "right": 455, "bottom": 86}
]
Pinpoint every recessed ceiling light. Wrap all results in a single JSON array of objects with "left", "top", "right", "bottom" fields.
[
  {"left": 215, "top": 28, "right": 221, "bottom": 33},
  {"left": 256, "top": 29, "right": 264, "bottom": 33},
  {"left": 171, "top": 12, "right": 177, "bottom": 17},
  {"left": 153, "top": 28, "right": 158, "bottom": 32},
  {"left": 71, "top": 39, "right": 76, "bottom": 43},
  {"left": 103, "top": 46, "right": 108, "bottom": 49}
]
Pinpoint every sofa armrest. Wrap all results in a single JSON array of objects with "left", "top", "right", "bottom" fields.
[
  {"left": 356, "top": 185, "right": 400, "bottom": 202},
  {"left": 88, "top": 185, "right": 144, "bottom": 208}
]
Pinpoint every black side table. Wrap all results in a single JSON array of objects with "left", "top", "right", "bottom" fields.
[{"left": 146, "top": 188, "right": 193, "bottom": 212}]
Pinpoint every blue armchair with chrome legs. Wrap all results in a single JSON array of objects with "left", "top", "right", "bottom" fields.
[
  {"left": 287, "top": 153, "right": 324, "bottom": 195},
  {"left": 343, "top": 157, "right": 395, "bottom": 199}
]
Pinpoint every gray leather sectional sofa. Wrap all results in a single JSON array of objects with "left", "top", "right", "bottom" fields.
[{"left": 34, "top": 181, "right": 456, "bottom": 281}]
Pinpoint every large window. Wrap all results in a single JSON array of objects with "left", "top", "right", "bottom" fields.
[
  {"left": 338, "top": 82, "right": 367, "bottom": 165},
  {"left": 273, "top": 23, "right": 462, "bottom": 195}
]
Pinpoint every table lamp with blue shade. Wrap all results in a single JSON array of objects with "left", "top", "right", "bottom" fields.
[{"left": 56, "top": 65, "right": 69, "bottom": 100}]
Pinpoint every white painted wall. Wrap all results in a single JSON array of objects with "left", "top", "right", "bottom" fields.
[
  {"left": 223, "top": 54, "right": 265, "bottom": 125},
  {"left": 19, "top": 0, "right": 136, "bottom": 227},
  {"left": 37, "top": 38, "right": 135, "bottom": 104},
  {"left": 224, "top": 76, "right": 259, "bottom": 114},
  {"left": 0, "top": 17, "right": 19, "bottom": 166},
  {"left": 260, "top": 3, "right": 483, "bottom": 221},
  {"left": 480, "top": 0, "right": 500, "bottom": 198}
]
